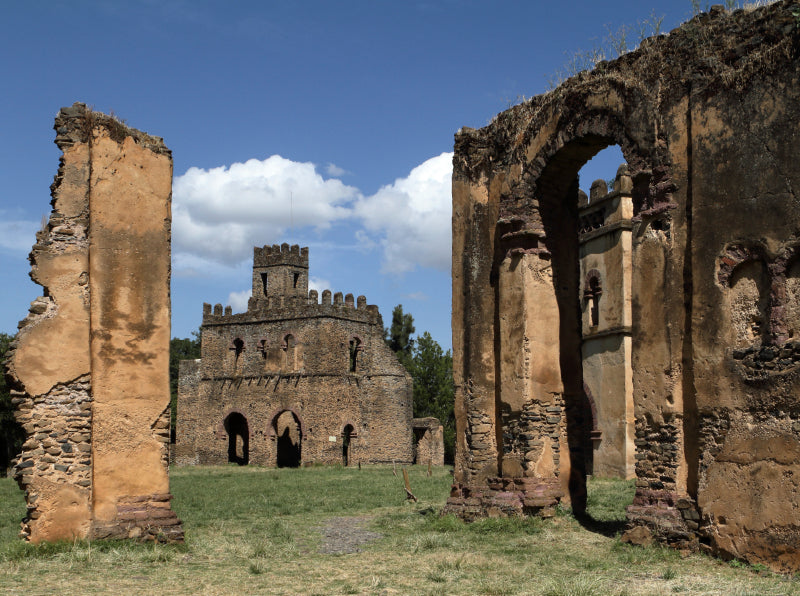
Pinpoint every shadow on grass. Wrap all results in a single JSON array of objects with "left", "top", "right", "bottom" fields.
[{"left": 573, "top": 511, "right": 628, "bottom": 538}]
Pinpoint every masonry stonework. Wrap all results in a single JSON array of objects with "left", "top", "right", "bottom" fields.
[
  {"left": 5, "top": 103, "right": 182, "bottom": 542},
  {"left": 447, "top": 2, "right": 800, "bottom": 572},
  {"left": 175, "top": 244, "right": 414, "bottom": 467},
  {"left": 412, "top": 417, "right": 445, "bottom": 467}
]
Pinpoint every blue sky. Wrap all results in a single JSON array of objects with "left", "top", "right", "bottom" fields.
[{"left": 1, "top": 1, "right": 703, "bottom": 350}]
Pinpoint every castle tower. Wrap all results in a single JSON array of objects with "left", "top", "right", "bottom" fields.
[{"left": 252, "top": 243, "right": 309, "bottom": 303}]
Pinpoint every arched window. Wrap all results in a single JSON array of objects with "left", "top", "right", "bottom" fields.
[
  {"left": 282, "top": 333, "right": 296, "bottom": 371},
  {"left": 583, "top": 271, "right": 603, "bottom": 327},
  {"left": 349, "top": 336, "right": 363, "bottom": 372},
  {"left": 229, "top": 337, "right": 245, "bottom": 373},
  {"left": 342, "top": 424, "right": 355, "bottom": 466}
]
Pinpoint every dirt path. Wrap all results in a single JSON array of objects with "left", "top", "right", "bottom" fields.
[{"left": 317, "top": 516, "right": 382, "bottom": 554}]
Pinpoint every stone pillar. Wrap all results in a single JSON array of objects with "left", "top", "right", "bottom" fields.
[{"left": 5, "top": 103, "right": 183, "bottom": 543}]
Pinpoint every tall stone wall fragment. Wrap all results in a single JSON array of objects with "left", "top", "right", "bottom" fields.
[
  {"left": 5, "top": 103, "right": 182, "bottom": 542},
  {"left": 449, "top": 1, "right": 800, "bottom": 572}
]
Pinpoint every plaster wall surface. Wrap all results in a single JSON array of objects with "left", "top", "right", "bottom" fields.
[
  {"left": 447, "top": 1, "right": 800, "bottom": 571},
  {"left": 5, "top": 103, "right": 182, "bottom": 542}
]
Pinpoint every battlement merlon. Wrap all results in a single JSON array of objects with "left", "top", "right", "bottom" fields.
[
  {"left": 201, "top": 293, "right": 383, "bottom": 327},
  {"left": 252, "top": 243, "right": 309, "bottom": 301},
  {"left": 253, "top": 243, "right": 309, "bottom": 269}
]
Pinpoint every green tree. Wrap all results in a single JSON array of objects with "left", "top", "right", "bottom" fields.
[
  {"left": 0, "top": 333, "right": 25, "bottom": 476},
  {"left": 169, "top": 330, "right": 201, "bottom": 442},
  {"left": 405, "top": 332, "right": 456, "bottom": 463},
  {"left": 384, "top": 304, "right": 415, "bottom": 359}
]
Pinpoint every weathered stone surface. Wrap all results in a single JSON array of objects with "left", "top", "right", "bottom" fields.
[
  {"left": 412, "top": 417, "right": 445, "bottom": 466},
  {"left": 449, "top": 2, "right": 800, "bottom": 572},
  {"left": 4, "top": 103, "right": 182, "bottom": 543},
  {"left": 175, "top": 244, "right": 414, "bottom": 467},
  {"left": 621, "top": 525, "right": 653, "bottom": 547}
]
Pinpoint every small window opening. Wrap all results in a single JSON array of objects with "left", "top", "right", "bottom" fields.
[
  {"left": 283, "top": 334, "right": 296, "bottom": 371},
  {"left": 293, "top": 272, "right": 300, "bottom": 288},
  {"left": 583, "top": 273, "right": 602, "bottom": 328},
  {"left": 589, "top": 277, "right": 601, "bottom": 326},
  {"left": 349, "top": 338, "right": 362, "bottom": 372},
  {"left": 261, "top": 273, "right": 269, "bottom": 296},
  {"left": 342, "top": 424, "right": 354, "bottom": 466}
]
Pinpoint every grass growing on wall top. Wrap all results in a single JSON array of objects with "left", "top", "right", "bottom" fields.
[{"left": 0, "top": 466, "right": 798, "bottom": 595}]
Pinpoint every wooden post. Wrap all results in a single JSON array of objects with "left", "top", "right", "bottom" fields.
[{"left": 402, "top": 467, "right": 417, "bottom": 502}]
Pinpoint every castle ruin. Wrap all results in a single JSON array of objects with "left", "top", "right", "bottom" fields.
[
  {"left": 175, "top": 244, "right": 418, "bottom": 467},
  {"left": 446, "top": 1, "right": 800, "bottom": 572}
]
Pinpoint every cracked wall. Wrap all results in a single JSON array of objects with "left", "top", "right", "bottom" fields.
[
  {"left": 5, "top": 103, "right": 182, "bottom": 542},
  {"left": 448, "top": 1, "right": 800, "bottom": 572}
]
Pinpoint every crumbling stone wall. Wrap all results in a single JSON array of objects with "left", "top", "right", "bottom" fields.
[
  {"left": 412, "top": 417, "right": 445, "bottom": 466},
  {"left": 5, "top": 103, "right": 182, "bottom": 542},
  {"left": 448, "top": 2, "right": 800, "bottom": 571},
  {"left": 175, "top": 244, "right": 414, "bottom": 467}
]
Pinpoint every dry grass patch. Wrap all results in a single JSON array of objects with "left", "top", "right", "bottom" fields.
[{"left": 0, "top": 466, "right": 798, "bottom": 594}]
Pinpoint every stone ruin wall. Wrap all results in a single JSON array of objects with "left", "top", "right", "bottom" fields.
[
  {"left": 175, "top": 244, "right": 414, "bottom": 467},
  {"left": 4, "top": 103, "right": 182, "bottom": 542},
  {"left": 448, "top": 1, "right": 800, "bottom": 571},
  {"left": 412, "top": 417, "right": 445, "bottom": 467}
]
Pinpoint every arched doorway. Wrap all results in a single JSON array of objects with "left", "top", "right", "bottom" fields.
[
  {"left": 274, "top": 410, "right": 302, "bottom": 468},
  {"left": 224, "top": 412, "right": 249, "bottom": 465},
  {"left": 342, "top": 424, "right": 354, "bottom": 466},
  {"left": 495, "top": 134, "right": 646, "bottom": 513}
]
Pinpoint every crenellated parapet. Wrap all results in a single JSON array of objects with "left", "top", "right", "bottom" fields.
[
  {"left": 577, "top": 164, "right": 634, "bottom": 238},
  {"left": 202, "top": 289, "right": 382, "bottom": 327},
  {"left": 204, "top": 244, "right": 383, "bottom": 328},
  {"left": 254, "top": 243, "right": 309, "bottom": 269}
]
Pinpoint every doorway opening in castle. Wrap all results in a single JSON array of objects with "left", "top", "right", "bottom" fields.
[
  {"left": 275, "top": 410, "right": 302, "bottom": 468},
  {"left": 342, "top": 424, "right": 354, "bottom": 466},
  {"left": 224, "top": 412, "right": 249, "bottom": 465}
]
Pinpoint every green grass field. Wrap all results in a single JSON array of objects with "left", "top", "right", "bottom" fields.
[{"left": 0, "top": 466, "right": 797, "bottom": 595}]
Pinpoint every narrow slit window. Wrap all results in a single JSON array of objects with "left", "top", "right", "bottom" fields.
[{"left": 261, "top": 273, "right": 268, "bottom": 296}]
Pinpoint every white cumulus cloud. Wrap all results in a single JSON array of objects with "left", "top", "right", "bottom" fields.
[
  {"left": 325, "top": 163, "right": 348, "bottom": 177},
  {"left": 170, "top": 153, "right": 453, "bottom": 279},
  {"left": 354, "top": 152, "right": 453, "bottom": 274},
  {"left": 309, "top": 276, "right": 331, "bottom": 294},
  {"left": 172, "top": 155, "right": 359, "bottom": 268}
]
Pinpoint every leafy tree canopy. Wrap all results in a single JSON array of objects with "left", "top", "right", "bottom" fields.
[
  {"left": 384, "top": 304, "right": 415, "bottom": 358},
  {"left": 169, "top": 330, "right": 201, "bottom": 442},
  {"left": 384, "top": 307, "right": 455, "bottom": 463},
  {"left": 0, "top": 332, "right": 24, "bottom": 475}
]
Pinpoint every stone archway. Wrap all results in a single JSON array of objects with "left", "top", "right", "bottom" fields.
[
  {"left": 223, "top": 411, "right": 249, "bottom": 465},
  {"left": 273, "top": 410, "right": 302, "bottom": 468},
  {"left": 447, "top": 1, "right": 800, "bottom": 571}
]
